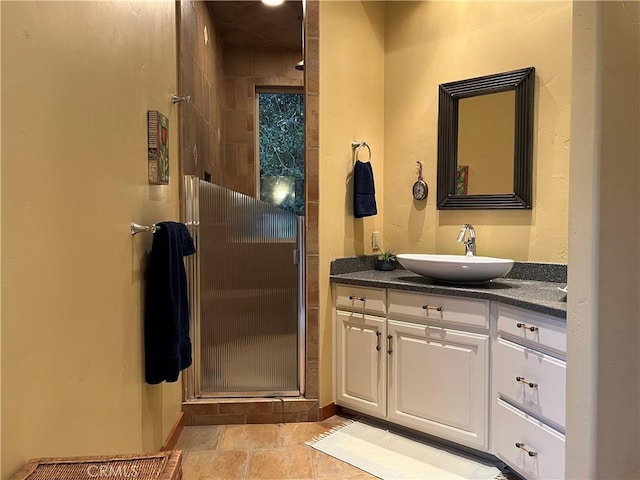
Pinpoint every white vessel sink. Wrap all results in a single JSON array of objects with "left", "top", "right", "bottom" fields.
[{"left": 396, "top": 254, "right": 514, "bottom": 284}]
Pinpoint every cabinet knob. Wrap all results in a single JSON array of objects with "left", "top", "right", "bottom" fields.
[
  {"left": 516, "top": 322, "right": 538, "bottom": 332},
  {"left": 349, "top": 295, "right": 366, "bottom": 302},
  {"left": 516, "top": 376, "right": 538, "bottom": 388},
  {"left": 515, "top": 442, "right": 538, "bottom": 457}
]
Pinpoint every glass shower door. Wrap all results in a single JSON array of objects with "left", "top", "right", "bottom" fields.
[{"left": 186, "top": 176, "right": 304, "bottom": 397}]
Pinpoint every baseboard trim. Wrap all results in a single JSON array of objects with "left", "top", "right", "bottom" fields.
[
  {"left": 161, "top": 412, "right": 185, "bottom": 451},
  {"left": 319, "top": 402, "right": 336, "bottom": 420}
]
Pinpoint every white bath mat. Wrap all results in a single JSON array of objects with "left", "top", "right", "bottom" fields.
[{"left": 307, "top": 420, "right": 506, "bottom": 480}]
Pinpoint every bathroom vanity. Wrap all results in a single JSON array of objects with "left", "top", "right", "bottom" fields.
[{"left": 331, "top": 262, "right": 566, "bottom": 480}]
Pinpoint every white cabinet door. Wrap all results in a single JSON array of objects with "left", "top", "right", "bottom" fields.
[
  {"left": 335, "top": 310, "right": 386, "bottom": 418},
  {"left": 387, "top": 320, "right": 489, "bottom": 450}
]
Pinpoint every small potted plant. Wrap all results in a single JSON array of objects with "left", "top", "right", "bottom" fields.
[{"left": 375, "top": 249, "right": 396, "bottom": 271}]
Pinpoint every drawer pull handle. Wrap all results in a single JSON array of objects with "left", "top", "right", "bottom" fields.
[
  {"left": 349, "top": 295, "right": 366, "bottom": 302},
  {"left": 516, "top": 322, "right": 539, "bottom": 332},
  {"left": 515, "top": 442, "right": 538, "bottom": 457},
  {"left": 387, "top": 335, "right": 393, "bottom": 355},
  {"left": 376, "top": 332, "right": 381, "bottom": 351},
  {"left": 422, "top": 305, "right": 444, "bottom": 312},
  {"left": 516, "top": 376, "right": 538, "bottom": 388}
]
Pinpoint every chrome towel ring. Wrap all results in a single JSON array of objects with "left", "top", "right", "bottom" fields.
[{"left": 351, "top": 141, "right": 372, "bottom": 163}]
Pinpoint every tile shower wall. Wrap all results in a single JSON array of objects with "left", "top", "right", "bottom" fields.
[
  {"left": 223, "top": 47, "right": 303, "bottom": 197},
  {"left": 178, "top": 0, "right": 225, "bottom": 180},
  {"left": 304, "top": 0, "right": 320, "bottom": 404}
]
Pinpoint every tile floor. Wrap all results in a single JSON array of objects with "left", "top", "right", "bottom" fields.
[{"left": 176, "top": 415, "right": 377, "bottom": 479}]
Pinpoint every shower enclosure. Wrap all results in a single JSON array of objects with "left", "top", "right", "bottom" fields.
[{"left": 183, "top": 175, "right": 305, "bottom": 398}]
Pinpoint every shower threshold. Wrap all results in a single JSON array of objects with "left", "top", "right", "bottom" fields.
[{"left": 182, "top": 397, "right": 319, "bottom": 425}]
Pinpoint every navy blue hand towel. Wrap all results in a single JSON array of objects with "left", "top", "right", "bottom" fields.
[
  {"left": 353, "top": 160, "right": 377, "bottom": 218},
  {"left": 144, "top": 221, "right": 196, "bottom": 384}
]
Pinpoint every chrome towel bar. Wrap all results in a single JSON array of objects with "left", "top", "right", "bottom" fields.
[
  {"left": 131, "top": 222, "right": 159, "bottom": 235},
  {"left": 131, "top": 220, "right": 198, "bottom": 235}
]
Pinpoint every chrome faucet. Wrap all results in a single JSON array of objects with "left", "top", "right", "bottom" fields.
[{"left": 456, "top": 224, "right": 476, "bottom": 256}]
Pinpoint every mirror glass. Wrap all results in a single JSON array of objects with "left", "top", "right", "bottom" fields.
[
  {"left": 457, "top": 91, "right": 515, "bottom": 195},
  {"left": 437, "top": 67, "right": 535, "bottom": 210}
]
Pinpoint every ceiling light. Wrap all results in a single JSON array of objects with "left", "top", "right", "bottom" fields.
[{"left": 261, "top": 0, "right": 285, "bottom": 6}]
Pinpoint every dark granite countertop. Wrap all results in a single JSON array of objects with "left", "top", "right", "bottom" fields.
[{"left": 330, "top": 269, "right": 567, "bottom": 319}]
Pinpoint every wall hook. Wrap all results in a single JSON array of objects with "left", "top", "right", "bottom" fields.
[{"left": 171, "top": 94, "right": 191, "bottom": 104}]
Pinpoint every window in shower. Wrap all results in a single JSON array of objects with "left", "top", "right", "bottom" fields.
[{"left": 257, "top": 89, "right": 305, "bottom": 216}]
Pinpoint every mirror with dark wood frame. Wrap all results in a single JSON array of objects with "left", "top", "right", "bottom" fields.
[{"left": 436, "top": 67, "right": 535, "bottom": 210}]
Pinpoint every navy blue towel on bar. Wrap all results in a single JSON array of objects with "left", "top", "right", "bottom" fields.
[
  {"left": 144, "top": 221, "right": 196, "bottom": 384},
  {"left": 353, "top": 160, "right": 377, "bottom": 218}
]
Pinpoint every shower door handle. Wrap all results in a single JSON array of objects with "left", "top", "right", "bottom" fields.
[{"left": 293, "top": 248, "right": 299, "bottom": 265}]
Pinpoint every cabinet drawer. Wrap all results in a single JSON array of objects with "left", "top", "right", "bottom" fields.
[
  {"left": 495, "top": 338, "right": 566, "bottom": 429},
  {"left": 494, "top": 399, "right": 565, "bottom": 480},
  {"left": 335, "top": 285, "right": 386, "bottom": 315},
  {"left": 498, "top": 304, "right": 566, "bottom": 355},
  {"left": 388, "top": 290, "right": 489, "bottom": 328}
]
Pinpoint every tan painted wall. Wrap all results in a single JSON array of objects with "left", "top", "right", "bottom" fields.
[
  {"left": 384, "top": 1, "right": 571, "bottom": 262},
  {"left": 1, "top": 2, "right": 181, "bottom": 477},
  {"left": 318, "top": 0, "right": 386, "bottom": 405},
  {"left": 0, "top": 0, "right": 3, "bottom": 462},
  {"left": 566, "top": 1, "right": 640, "bottom": 478}
]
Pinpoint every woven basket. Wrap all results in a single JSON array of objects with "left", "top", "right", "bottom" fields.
[{"left": 11, "top": 451, "right": 182, "bottom": 480}]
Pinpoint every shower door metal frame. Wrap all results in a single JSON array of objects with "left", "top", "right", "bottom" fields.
[
  {"left": 183, "top": 175, "right": 200, "bottom": 401},
  {"left": 182, "top": 175, "right": 306, "bottom": 400},
  {"left": 296, "top": 214, "right": 306, "bottom": 397}
]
